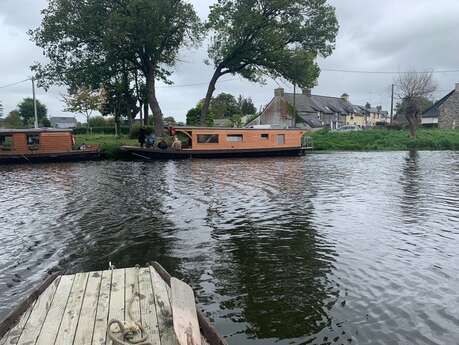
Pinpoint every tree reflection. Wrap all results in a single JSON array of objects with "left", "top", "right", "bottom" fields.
[
  {"left": 207, "top": 158, "right": 339, "bottom": 340},
  {"left": 59, "top": 162, "right": 181, "bottom": 274},
  {"left": 399, "top": 150, "right": 422, "bottom": 222}
]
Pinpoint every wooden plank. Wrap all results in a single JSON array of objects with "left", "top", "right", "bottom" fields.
[
  {"left": 125, "top": 268, "right": 142, "bottom": 343},
  {"left": 73, "top": 271, "right": 103, "bottom": 345},
  {"left": 0, "top": 272, "right": 61, "bottom": 341},
  {"left": 1, "top": 300, "right": 36, "bottom": 345},
  {"left": 152, "top": 262, "right": 227, "bottom": 345},
  {"left": 106, "top": 269, "right": 125, "bottom": 345},
  {"left": 53, "top": 272, "right": 89, "bottom": 345},
  {"left": 16, "top": 276, "right": 61, "bottom": 345},
  {"left": 171, "top": 278, "right": 201, "bottom": 345},
  {"left": 150, "top": 266, "right": 177, "bottom": 345},
  {"left": 92, "top": 270, "right": 112, "bottom": 345},
  {"left": 35, "top": 275, "right": 75, "bottom": 345},
  {"left": 138, "top": 267, "right": 161, "bottom": 345},
  {"left": 0, "top": 331, "right": 9, "bottom": 345}
]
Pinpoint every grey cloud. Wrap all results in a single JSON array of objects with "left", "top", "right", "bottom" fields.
[{"left": 1, "top": 0, "right": 459, "bottom": 122}]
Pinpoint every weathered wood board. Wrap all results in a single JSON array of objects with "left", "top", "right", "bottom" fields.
[{"left": 0, "top": 266, "right": 215, "bottom": 345}]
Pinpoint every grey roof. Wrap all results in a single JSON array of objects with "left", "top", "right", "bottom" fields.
[
  {"left": 422, "top": 90, "right": 455, "bottom": 118},
  {"left": 284, "top": 93, "right": 355, "bottom": 115},
  {"left": 50, "top": 116, "right": 78, "bottom": 124},
  {"left": 0, "top": 128, "right": 73, "bottom": 134}
]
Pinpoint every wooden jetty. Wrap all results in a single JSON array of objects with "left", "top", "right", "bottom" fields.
[{"left": 0, "top": 263, "right": 225, "bottom": 345}]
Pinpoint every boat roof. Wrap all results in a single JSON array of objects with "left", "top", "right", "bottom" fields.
[
  {"left": 176, "top": 126, "right": 302, "bottom": 131},
  {"left": 0, "top": 128, "right": 73, "bottom": 134}
]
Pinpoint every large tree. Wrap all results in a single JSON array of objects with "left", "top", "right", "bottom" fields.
[
  {"left": 17, "top": 98, "right": 49, "bottom": 127},
  {"left": 31, "top": 0, "right": 203, "bottom": 136},
  {"left": 201, "top": 0, "right": 338, "bottom": 124},
  {"left": 395, "top": 72, "right": 436, "bottom": 138}
]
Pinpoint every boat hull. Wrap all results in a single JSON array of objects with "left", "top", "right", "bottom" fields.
[
  {"left": 121, "top": 146, "right": 307, "bottom": 160},
  {"left": 0, "top": 151, "right": 101, "bottom": 165}
]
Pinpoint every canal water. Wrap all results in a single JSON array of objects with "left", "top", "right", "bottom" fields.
[{"left": 0, "top": 151, "right": 458, "bottom": 345}]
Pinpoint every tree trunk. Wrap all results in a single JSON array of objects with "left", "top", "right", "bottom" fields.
[
  {"left": 146, "top": 67, "right": 163, "bottom": 136},
  {"left": 144, "top": 99, "right": 149, "bottom": 126},
  {"left": 201, "top": 67, "right": 222, "bottom": 126},
  {"left": 406, "top": 113, "right": 417, "bottom": 139}
]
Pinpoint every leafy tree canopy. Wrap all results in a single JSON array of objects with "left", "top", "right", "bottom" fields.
[
  {"left": 3, "top": 111, "right": 23, "bottom": 129},
  {"left": 396, "top": 97, "right": 433, "bottom": 116},
  {"left": 200, "top": 0, "right": 339, "bottom": 123},
  {"left": 17, "top": 98, "right": 49, "bottom": 127},
  {"left": 31, "top": 0, "right": 203, "bottom": 136}
]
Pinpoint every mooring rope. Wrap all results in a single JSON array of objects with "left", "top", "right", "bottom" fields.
[{"left": 107, "top": 264, "right": 152, "bottom": 345}]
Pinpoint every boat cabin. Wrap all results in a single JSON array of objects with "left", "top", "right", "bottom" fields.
[
  {"left": 175, "top": 127, "right": 306, "bottom": 150},
  {"left": 0, "top": 128, "right": 75, "bottom": 155}
]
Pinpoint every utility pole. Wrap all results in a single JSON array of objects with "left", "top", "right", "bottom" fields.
[
  {"left": 390, "top": 84, "right": 394, "bottom": 125},
  {"left": 32, "top": 77, "right": 39, "bottom": 128}
]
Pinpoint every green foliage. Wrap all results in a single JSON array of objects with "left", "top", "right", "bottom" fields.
[
  {"left": 211, "top": 93, "right": 240, "bottom": 118},
  {"left": 3, "top": 111, "right": 23, "bottom": 129},
  {"left": 163, "top": 116, "right": 177, "bottom": 126},
  {"left": 238, "top": 95, "right": 257, "bottom": 115},
  {"left": 75, "top": 134, "right": 137, "bottom": 159},
  {"left": 17, "top": 98, "right": 48, "bottom": 127},
  {"left": 88, "top": 116, "right": 114, "bottom": 128},
  {"left": 64, "top": 86, "right": 101, "bottom": 122},
  {"left": 30, "top": 0, "right": 204, "bottom": 136},
  {"left": 396, "top": 97, "right": 433, "bottom": 118},
  {"left": 206, "top": 0, "right": 338, "bottom": 86},
  {"left": 187, "top": 102, "right": 214, "bottom": 126},
  {"left": 311, "top": 129, "right": 459, "bottom": 151},
  {"left": 129, "top": 125, "right": 154, "bottom": 139}
]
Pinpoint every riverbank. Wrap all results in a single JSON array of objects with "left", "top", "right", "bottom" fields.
[
  {"left": 75, "top": 134, "right": 137, "bottom": 159},
  {"left": 75, "top": 129, "right": 459, "bottom": 159},
  {"left": 311, "top": 129, "right": 459, "bottom": 151}
]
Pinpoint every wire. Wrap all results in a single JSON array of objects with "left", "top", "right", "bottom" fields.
[
  {"left": 321, "top": 68, "right": 459, "bottom": 75},
  {"left": 157, "top": 78, "right": 237, "bottom": 88},
  {"left": 0, "top": 78, "right": 31, "bottom": 89}
]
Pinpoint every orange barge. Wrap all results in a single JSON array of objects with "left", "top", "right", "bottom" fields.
[
  {"left": 122, "top": 127, "right": 312, "bottom": 160},
  {"left": 0, "top": 128, "right": 100, "bottom": 164}
]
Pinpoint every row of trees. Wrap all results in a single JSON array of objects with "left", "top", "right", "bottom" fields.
[
  {"left": 0, "top": 98, "right": 50, "bottom": 129},
  {"left": 31, "top": 0, "right": 339, "bottom": 136},
  {"left": 186, "top": 93, "right": 257, "bottom": 127}
]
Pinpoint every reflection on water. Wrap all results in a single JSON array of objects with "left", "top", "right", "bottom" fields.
[{"left": 0, "top": 152, "right": 459, "bottom": 345}]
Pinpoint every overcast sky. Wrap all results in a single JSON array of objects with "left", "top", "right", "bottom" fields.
[{"left": 1, "top": 0, "right": 459, "bottom": 122}]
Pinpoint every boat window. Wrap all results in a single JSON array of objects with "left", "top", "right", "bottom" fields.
[
  {"left": 276, "top": 134, "right": 285, "bottom": 144},
  {"left": 260, "top": 134, "right": 269, "bottom": 140},
  {"left": 0, "top": 135, "right": 13, "bottom": 149},
  {"left": 197, "top": 134, "right": 219, "bottom": 144},
  {"left": 226, "top": 134, "right": 243, "bottom": 142},
  {"left": 27, "top": 134, "right": 40, "bottom": 146}
]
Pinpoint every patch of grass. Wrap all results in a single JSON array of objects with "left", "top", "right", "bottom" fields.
[
  {"left": 310, "top": 129, "right": 459, "bottom": 151},
  {"left": 75, "top": 134, "right": 138, "bottom": 159}
]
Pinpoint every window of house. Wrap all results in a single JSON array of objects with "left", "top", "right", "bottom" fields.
[
  {"left": 276, "top": 134, "right": 285, "bottom": 144},
  {"left": 226, "top": 134, "right": 243, "bottom": 142},
  {"left": 27, "top": 134, "right": 40, "bottom": 146},
  {"left": 0, "top": 135, "right": 13, "bottom": 150},
  {"left": 260, "top": 133, "right": 269, "bottom": 140},
  {"left": 197, "top": 134, "right": 219, "bottom": 144}
]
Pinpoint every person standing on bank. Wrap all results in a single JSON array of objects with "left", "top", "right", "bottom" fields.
[{"left": 138, "top": 127, "right": 146, "bottom": 148}]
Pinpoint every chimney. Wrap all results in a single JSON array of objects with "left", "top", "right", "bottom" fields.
[
  {"left": 341, "top": 93, "right": 349, "bottom": 102},
  {"left": 302, "top": 88, "right": 312, "bottom": 96},
  {"left": 275, "top": 88, "right": 284, "bottom": 97},
  {"left": 456, "top": 83, "right": 459, "bottom": 92}
]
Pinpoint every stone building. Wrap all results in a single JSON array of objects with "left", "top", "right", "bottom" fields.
[
  {"left": 423, "top": 83, "right": 459, "bottom": 128},
  {"left": 247, "top": 88, "right": 355, "bottom": 129}
]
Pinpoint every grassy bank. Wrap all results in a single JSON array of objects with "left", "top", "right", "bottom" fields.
[
  {"left": 75, "top": 134, "right": 137, "bottom": 159},
  {"left": 310, "top": 129, "right": 459, "bottom": 151}
]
